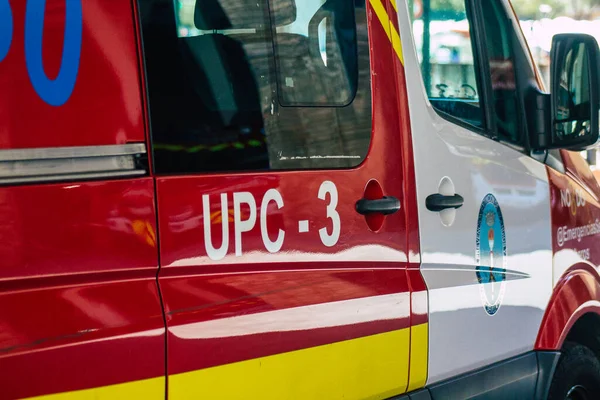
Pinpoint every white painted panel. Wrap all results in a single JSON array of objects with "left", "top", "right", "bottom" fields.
[{"left": 396, "top": 1, "right": 553, "bottom": 385}]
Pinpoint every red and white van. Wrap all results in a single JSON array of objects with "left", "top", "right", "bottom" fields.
[{"left": 1, "top": 0, "right": 600, "bottom": 398}]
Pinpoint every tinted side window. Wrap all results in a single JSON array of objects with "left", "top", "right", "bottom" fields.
[
  {"left": 273, "top": 1, "right": 358, "bottom": 106},
  {"left": 481, "top": 0, "right": 521, "bottom": 143},
  {"left": 138, "top": 0, "right": 371, "bottom": 174},
  {"left": 411, "top": 0, "right": 484, "bottom": 128}
]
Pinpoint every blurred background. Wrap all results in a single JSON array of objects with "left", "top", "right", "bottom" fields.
[{"left": 513, "top": 0, "right": 600, "bottom": 86}]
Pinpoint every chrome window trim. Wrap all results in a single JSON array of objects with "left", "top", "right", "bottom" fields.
[{"left": 0, "top": 144, "right": 147, "bottom": 185}]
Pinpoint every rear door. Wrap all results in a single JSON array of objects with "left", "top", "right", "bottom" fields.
[
  {"left": 398, "top": 0, "right": 553, "bottom": 386},
  {"left": 138, "top": 0, "right": 415, "bottom": 398}
]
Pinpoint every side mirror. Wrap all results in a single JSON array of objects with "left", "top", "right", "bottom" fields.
[{"left": 550, "top": 34, "right": 600, "bottom": 150}]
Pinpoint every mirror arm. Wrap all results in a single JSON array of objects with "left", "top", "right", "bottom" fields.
[{"left": 527, "top": 88, "right": 551, "bottom": 150}]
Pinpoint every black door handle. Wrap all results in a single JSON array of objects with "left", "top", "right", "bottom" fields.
[
  {"left": 355, "top": 196, "right": 401, "bottom": 215},
  {"left": 426, "top": 193, "right": 464, "bottom": 212}
]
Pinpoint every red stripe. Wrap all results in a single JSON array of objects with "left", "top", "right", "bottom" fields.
[
  {"left": 535, "top": 262, "right": 600, "bottom": 350},
  {"left": 161, "top": 266, "right": 410, "bottom": 374},
  {"left": 161, "top": 265, "right": 406, "bottom": 316},
  {"left": 1, "top": 278, "right": 164, "bottom": 399},
  {"left": 389, "top": 12, "right": 427, "bottom": 326},
  {"left": 408, "top": 269, "right": 429, "bottom": 326},
  {"left": 0, "top": 178, "right": 164, "bottom": 399},
  {"left": 168, "top": 317, "right": 409, "bottom": 374}
]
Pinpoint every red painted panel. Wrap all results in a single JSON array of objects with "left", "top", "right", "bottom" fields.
[
  {"left": 390, "top": 9, "right": 421, "bottom": 267},
  {"left": 0, "top": 179, "right": 158, "bottom": 279},
  {"left": 387, "top": 0, "right": 424, "bottom": 326},
  {"left": 157, "top": 0, "right": 415, "bottom": 378},
  {"left": 537, "top": 158, "right": 600, "bottom": 350},
  {"left": 399, "top": 92, "right": 421, "bottom": 269},
  {"left": 0, "top": 179, "right": 164, "bottom": 398},
  {"left": 162, "top": 266, "right": 410, "bottom": 374},
  {"left": 0, "top": 0, "right": 144, "bottom": 149},
  {"left": 535, "top": 265, "right": 600, "bottom": 350},
  {"left": 157, "top": 172, "right": 406, "bottom": 268},
  {"left": 158, "top": 174, "right": 409, "bottom": 375},
  {"left": 407, "top": 269, "right": 428, "bottom": 326},
  {"left": 1, "top": 277, "right": 164, "bottom": 399},
  {"left": 561, "top": 150, "right": 600, "bottom": 197},
  {"left": 547, "top": 163, "right": 600, "bottom": 274}
]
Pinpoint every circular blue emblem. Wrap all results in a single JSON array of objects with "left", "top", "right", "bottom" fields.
[{"left": 475, "top": 194, "right": 507, "bottom": 316}]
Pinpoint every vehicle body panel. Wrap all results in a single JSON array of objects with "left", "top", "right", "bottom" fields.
[
  {"left": 0, "top": 0, "right": 145, "bottom": 150},
  {"left": 396, "top": 0, "right": 553, "bottom": 385},
  {"left": 0, "top": 179, "right": 164, "bottom": 399},
  {"left": 1, "top": 0, "right": 600, "bottom": 398},
  {"left": 154, "top": 1, "right": 423, "bottom": 398},
  {"left": 0, "top": 0, "right": 164, "bottom": 397},
  {"left": 536, "top": 152, "right": 600, "bottom": 351}
]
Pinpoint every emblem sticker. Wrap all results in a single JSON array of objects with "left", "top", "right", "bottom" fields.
[{"left": 475, "top": 194, "right": 507, "bottom": 316}]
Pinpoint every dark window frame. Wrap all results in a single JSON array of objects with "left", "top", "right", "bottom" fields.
[{"left": 471, "top": 0, "right": 528, "bottom": 151}]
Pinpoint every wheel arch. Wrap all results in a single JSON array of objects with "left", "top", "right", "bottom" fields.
[{"left": 536, "top": 263, "right": 600, "bottom": 352}]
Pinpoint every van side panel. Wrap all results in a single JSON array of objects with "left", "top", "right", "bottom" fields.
[
  {"left": 536, "top": 154, "right": 600, "bottom": 350},
  {"left": 0, "top": 0, "right": 164, "bottom": 398},
  {"left": 0, "top": 179, "right": 165, "bottom": 399},
  {"left": 0, "top": 0, "right": 145, "bottom": 149},
  {"left": 143, "top": 0, "right": 419, "bottom": 398},
  {"left": 397, "top": 0, "right": 553, "bottom": 386}
]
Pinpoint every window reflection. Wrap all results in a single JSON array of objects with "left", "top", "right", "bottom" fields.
[
  {"left": 555, "top": 42, "right": 591, "bottom": 140},
  {"left": 411, "top": 1, "right": 484, "bottom": 127},
  {"left": 139, "top": 0, "right": 371, "bottom": 173}
]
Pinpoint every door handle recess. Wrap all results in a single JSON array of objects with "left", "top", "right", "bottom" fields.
[
  {"left": 426, "top": 193, "right": 464, "bottom": 212},
  {"left": 355, "top": 196, "right": 401, "bottom": 215}
]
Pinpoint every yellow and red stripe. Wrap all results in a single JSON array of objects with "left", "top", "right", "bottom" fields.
[
  {"left": 28, "top": 325, "right": 428, "bottom": 400},
  {"left": 369, "top": 0, "right": 404, "bottom": 63}
]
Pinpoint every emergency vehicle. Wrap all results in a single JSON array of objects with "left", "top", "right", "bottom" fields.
[{"left": 1, "top": 0, "right": 600, "bottom": 398}]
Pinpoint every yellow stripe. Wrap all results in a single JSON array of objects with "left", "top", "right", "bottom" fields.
[
  {"left": 170, "top": 328, "right": 411, "bottom": 400},
  {"left": 369, "top": 0, "right": 391, "bottom": 40},
  {"left": 369, "top": 0, "right": 404, "bottom": 64},
  {"left": 390, "top": 0, "right": 397, "bottom": 12},
  {"left": 27, "top": 377, "right": 164, "bottom": 400},
  {"left": 407, "top": 323, "right": 429, "bottom": 392},
  {"left": 25, "top": 324, "right": 427, "bottom": 399},
  {"left": 390, "top": 24, "right": 404, "bottom": 64}
]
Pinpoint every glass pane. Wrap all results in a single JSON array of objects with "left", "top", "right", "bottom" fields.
[
  {"left": 481, "top": 0, "right": 521, "bottom": 143},
  {"left": 138, "top": 0, "right": 371, "bottom": 174},
  {"left": 273, "top": 0, "right": 358, "bottom": 106},
  {"left": 411, "top": 0, "right": 484, "bottom": 127}
]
